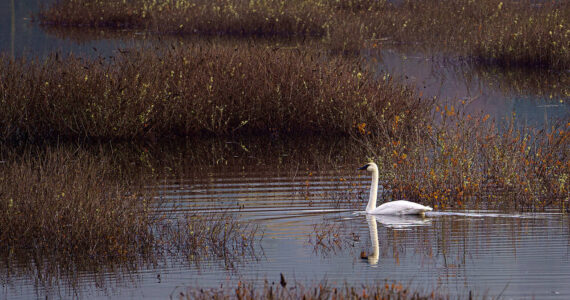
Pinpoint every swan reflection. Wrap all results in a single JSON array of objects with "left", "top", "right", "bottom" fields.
[{"left": 363, "top": 214, "right": 432, "bottom": 265}]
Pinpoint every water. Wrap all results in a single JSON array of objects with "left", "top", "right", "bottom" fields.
[
  {"left": 367, "top": 49, "right": 569, "bottom": 126},
  {"left": 153, "top": 165, "right": 570, "bottom": 299},
  {"left": 5, "top": 163, "right": 569, "bottom": 299}
]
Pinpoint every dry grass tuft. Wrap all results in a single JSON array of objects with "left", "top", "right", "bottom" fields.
[
  {"left": 0, "top": 148, "right": 155, "bottom": 261},
  {"left": 0, "top": 147, "right": 263, "bottom": 268},
  {"left": 180, "top": 278, "right": 453, "bottom": 300}
]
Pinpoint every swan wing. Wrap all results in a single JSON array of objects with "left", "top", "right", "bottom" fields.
[{"left": 368, "top": 200, "right": 432, "bottom": 215}]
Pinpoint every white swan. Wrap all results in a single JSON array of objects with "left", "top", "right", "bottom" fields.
[{"left": 358, "top": 162, "right": 432, "bottom": 215}]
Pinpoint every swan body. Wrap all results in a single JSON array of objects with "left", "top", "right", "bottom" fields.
[{"left": 358, "top": 162, "right": 432, "bottom": 215}]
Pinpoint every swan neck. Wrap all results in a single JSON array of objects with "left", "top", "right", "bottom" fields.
[{"left": 367, "top": 168, "right": 378, "bottom": 212}]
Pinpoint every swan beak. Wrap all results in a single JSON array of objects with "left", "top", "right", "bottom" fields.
[{"left": 358, "top": 164, "right": 369, "bottom": 170}]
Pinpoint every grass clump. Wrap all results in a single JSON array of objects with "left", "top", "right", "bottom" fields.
[
  {"left": 0, "top": 147, "right": 263, "bottom": 269},
  {"left": 358, "top": 106, "right": 569, "bottom": 212},
  {"left": 39, "top": 0, "right": 326, "bottom": 38},
  {"left": 0, "top": 45, "right": 424, "bottom": 143},
  {"left": 179, "top": 278, "right": 452, "bottom": 300},
  {"left": 0, "top": 148, "right": 155, "bottom": 262},
  {"left": 163, "top": 211, "right": 262, "bottom": 268}
]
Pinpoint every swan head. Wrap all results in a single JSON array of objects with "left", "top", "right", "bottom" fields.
[{"left": 358, "top": 162, "right": 378, "bottom": 172}]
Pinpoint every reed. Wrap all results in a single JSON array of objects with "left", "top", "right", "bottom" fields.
[
  {"left": 0, "top": 147, "right": 263, "bottom": 267},
  {"left": 357, "top": 105, "right": 569, "bottom": 212},
  {"left": 0, "top": 147, "right": 155, "bottom": 262},
  {"left": 179, "top": 278, "right": 459, "bottom": 300},
  {"left": 38, "top": 0, "right": 570, "bottom": 69},
  {"left": 39, "top": 0, "right": 326, "bottom": 37},
  {"left": 0, "top": 45, "right": 424, "bottom": 143},
  {"left": 162, "top": 210, "right": 262, "bottom": 268}
]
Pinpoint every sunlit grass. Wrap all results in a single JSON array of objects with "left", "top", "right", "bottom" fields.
[{"left": 357, "top": 105, "right": 569, "bottom": 212}]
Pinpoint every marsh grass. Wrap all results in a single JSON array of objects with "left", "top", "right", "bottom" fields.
[
  {"left": 308, "top": 220, "right": 358, "bottom": 255},
  {"left": 337, "top": 0, "right": 569, "bottom": 69},
  {"left": 39, "top": 0, "right": 327, "bottom": 37},
  {"left": 0, "top": 147, "right": 155, "bottom": 262},
  {"left": 179, "top": 278, "right": 453, "bottom": 300},
  {"left": 162, "top": 210, "right": 262, "bottom": 269},
  {"left": 0, "top": 44, "right": 423, "bottom": 143},
  {"left": 357, "top": 105, "right": 569, "bottom": 212},
  {"left": 39, "top": 0, "right": 570, "bottom": 69},
  {"left": 0, "top": 146, "right": 263, "bottom": 283}
]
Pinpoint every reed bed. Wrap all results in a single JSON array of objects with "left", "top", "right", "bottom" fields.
[
  {"left": 179, "top": 278, "right": 457, "bottom": 300},
  {"left": 39, "top": 0, "right": 570, "bottom": 69},
  {"left": 0, "top": 148, "right": 155, "bottom": 261},
  {"left": 39, "top": 0, "right": 326, "bottom": 37},
  {"left": 357, "top": 106, "right": 569, "bottom": 212},
  {"left": 0, "top": 45, "right": 423, "bottom": 143},
  {"left": 331, "top": 0, "right": 570, "bottom": 69},
  {"left": 0, "top": 147, "right": 263, "bottom": 267}
]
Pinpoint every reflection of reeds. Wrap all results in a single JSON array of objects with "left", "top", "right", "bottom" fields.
[
  {"left": 470, "top": 64, "right": 569, "bottom": 99},
  {"left": 39, "top": 0, "right": 569, "bottom": 69},
  {"left": 0, "top": 44, "right": 422, "bottom": 143}
]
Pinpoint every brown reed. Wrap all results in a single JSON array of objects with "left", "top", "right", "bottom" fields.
[
  {"left": 0, "top": 146, "right": 263, "bottom": 267},
  {"left": 356, "top": 104, "right": 569, "bottom": 212},
  {"left": 0, "top": 44, "right": 424, "bottom": 143},
  {"left": 38, "top": 0, "right": 570, "bottom": 69},
  {"left": 180, "top": 278, "right": 460, "bottom": 300},
  {"left": 0, "top": 147, "right": 155, "bottom": 262}
]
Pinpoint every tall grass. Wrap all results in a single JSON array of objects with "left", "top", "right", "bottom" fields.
[
  {"left": 0, "top": 148, "right": 155, "bottom": 261},
  {"left": 39, "top": 0, "right": 570, "bottom": 69},
  {"left": 0, "top": 147, "right": 263, "bottom": 268},
  {"left": 180, "top": 278, "right": 463, "bottom": 300},
  {"left": 39, "top": 0, "right": 327, "bottom": 37},
  {"left": 357, "top": 105, "right": 569, "bottom": 212},
  {"left": 0, "top": 45, "right": 424, "bottom": 143},
  {"left": 339, "top": 0, "right": 570, "bottom": 69}
]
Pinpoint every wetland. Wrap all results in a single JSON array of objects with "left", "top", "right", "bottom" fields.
[{"left": 0, "top": 0, "right": 569, "bottom": 299}]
